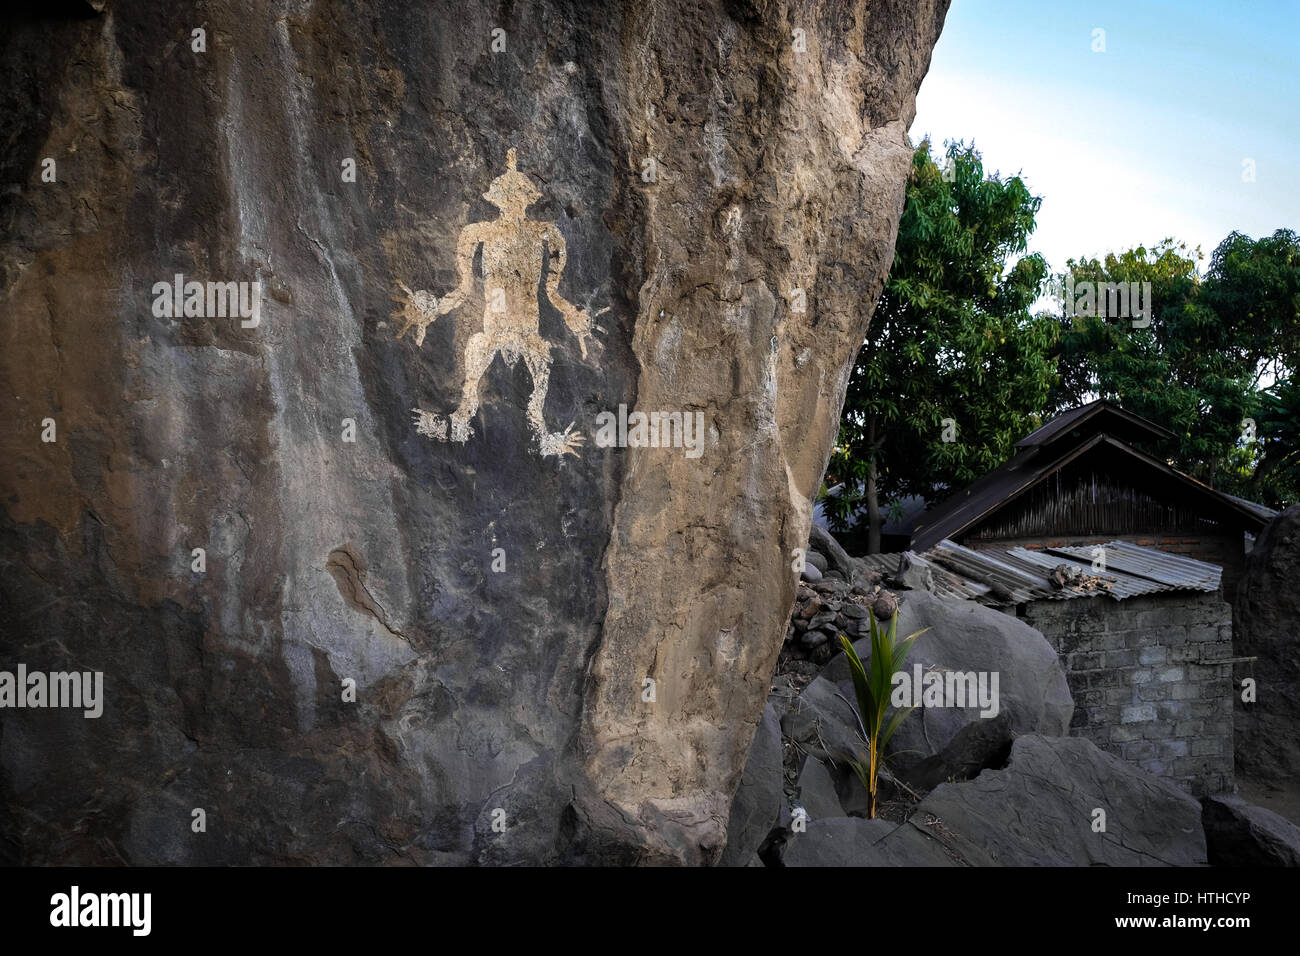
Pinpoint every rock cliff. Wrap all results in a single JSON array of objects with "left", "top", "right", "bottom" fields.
[{"left": 0, "top": 0, "right": 948, "bottom": 864}]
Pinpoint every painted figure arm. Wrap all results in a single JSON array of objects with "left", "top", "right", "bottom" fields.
[
  {"left": 436, "top": 221, "right": 484, "bottom": 316},
  {"left": 393, "top": 223, "right": 483, "bottom": 347},
  {"left": 544, "top": 224, "right": 601, "bottom": 359}
]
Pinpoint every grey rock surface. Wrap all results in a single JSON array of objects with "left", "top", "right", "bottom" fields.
[
  {"left": 796, "top": 756, "right": 845, "bottom": 820},
  {"left": 912, "top": 735, "right": 1207, "bottom": 866},
  {"left": 1233, "top": 503, "right": 1300, "bottom": 787},
  {"left": 1202, "top": 794, "right": 1300, "bottom": 867},
  {"left": 719, "top": 703, "right": 784, "bottom": 866},
  {"left": 781, "top": 675, "right": 862, "bottom": 763},
  {"left": 782, "top": 816, "right": 954, "bottom": 866}
]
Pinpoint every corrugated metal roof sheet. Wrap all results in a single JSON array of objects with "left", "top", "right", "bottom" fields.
[
  {"left": 930, "top": 540, "right": 1047, "bottom": 604},
  {"left": 858, "top": 551, "right": 984, "bottom": 602},
  {"left": 858, "top": 540, "right": 1221, "bottom": 605},
  {"left": 997, "top": 545, "right": 1161, "bottom": 601},
  {"left": 1048, "top": 541, "right": 1221, "bottom": 592}
]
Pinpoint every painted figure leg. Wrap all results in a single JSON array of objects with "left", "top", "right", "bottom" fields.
[
  {"left": 523, "top": 346, "right": 583, "bottom": 457},
  {"left": 449, "top": 332, "right": 496, "bottom": 442},
  {"left": 411, "top": 332, "right": 496, "bottom": 443}
]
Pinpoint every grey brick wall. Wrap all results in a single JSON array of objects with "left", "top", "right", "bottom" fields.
[{"left": 1021, "top": 593, "right": 1234, "bottom": 796}]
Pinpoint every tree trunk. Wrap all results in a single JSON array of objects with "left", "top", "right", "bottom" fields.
[{"left": 867, "top": 415, "right": 882, "bottom": 554}]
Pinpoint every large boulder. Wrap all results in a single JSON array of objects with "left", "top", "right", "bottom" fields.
[
  {"left": 823, "top": 591, "right": 1074, "bottom": 789},
  {"left": 1233, "top": 504, "right": 1300, "bottom": 786},
  {"left": 911, "top": 735, "right": 1207, "bottom": 866},
  {"left": 0, "top": 2, "right": 950, "bottom": 863},
  {"left": 718, "top": 703, "right": 784, "bottom": 866},
  {"left": 1202, "top": 795, "right": 1300, "bottom": 867}
]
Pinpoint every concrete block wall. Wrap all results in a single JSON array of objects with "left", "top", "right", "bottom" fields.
[{"left": 1020, "top": 592, "right": 1234, "bottom": 796}]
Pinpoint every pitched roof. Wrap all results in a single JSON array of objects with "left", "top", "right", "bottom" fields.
[
  {"left": 908, "top": 404, "right": 1271, "bottom": 552},
  {"left": 1014, "top": 399, "right": 1174, "bottom": 449}
]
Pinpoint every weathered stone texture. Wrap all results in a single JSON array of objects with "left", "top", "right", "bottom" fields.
[{"left": 0, "top": 0, "right": 949, "bottom": 864}]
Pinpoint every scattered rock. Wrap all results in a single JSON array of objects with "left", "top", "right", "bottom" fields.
[
  {"left": 806, "top": 551, "right": 829, "bottom": 574},
  {"left": 809, "top": 524, "right": 857, "bottom": 580},
  {"left": 1202, "top": 794, "right": 1300, "bottom": 867},
  {"left": 802, "top": 563, "right": 824, "bottom": 583},
  {"left": 1047, "top": 563, "right": 1113, "bottom": 593},
  {"left": 719, "top": 703, "right": 784, "bottom": 867},
  {"left": 871, "top": 590, "right": 898, "bottom": 621},
  {"left": 888, "top": 552, "right": 935, "bottom": 592},
  {"left": 797, "top": 758, "right": 845, "bottom": 820}
]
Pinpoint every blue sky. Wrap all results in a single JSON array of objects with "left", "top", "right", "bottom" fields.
[{"left": 909, "top": 0, "right": 1300, "bottom": 276}]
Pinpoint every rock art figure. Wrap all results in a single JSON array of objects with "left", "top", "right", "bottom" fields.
[{"left": 393, "top": 148, "right": 603, "bottom": 457}]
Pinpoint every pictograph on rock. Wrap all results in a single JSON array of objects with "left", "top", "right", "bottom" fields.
[{"left": 393, "top": 148, "right": 605, "bottom": 457}]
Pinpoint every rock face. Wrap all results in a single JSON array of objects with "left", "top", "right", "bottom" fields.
[
  {"left": 0, "top": 2, "right": 949, "bottom": 863},
  {"left": 1233, "top": 504, "right": 1300, "bottom": 787},
  {"left": 795, "top": 756, "right": 844, "bottom": 820},
  {"left": 912, "top": 735, "right": 1207, "bottom": 866},
  {"left": 823, "top": 591, "right": 1075, "bottom": 789}
]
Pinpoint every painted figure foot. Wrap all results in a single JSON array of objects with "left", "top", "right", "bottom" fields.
[
  {"left": 539, "top": 421, "right": 585, "bottom": 458},
  {"left": 412, "top": 408, "right": 448, "bottom": 440}
]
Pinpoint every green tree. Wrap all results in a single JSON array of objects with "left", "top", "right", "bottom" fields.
[
  {"left": 826, "top": 140, "right": 1059, "bottom": 552},
  {"left": 1050, "top": 240, "right": 1256, "bottom": 484},
  {"left": 1052, "top": 231, "right": 1300, "bottom": 505},
  {"left": 1248, "top": 378, "right": 1300, "bottom": 507},
  {"left": 1202, "top": 229, "right": 1300, "bottom": 382}
]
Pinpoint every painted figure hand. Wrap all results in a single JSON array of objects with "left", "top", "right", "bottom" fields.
[{"left": 391, "top": 281, "right": 442, "bottom": 347}]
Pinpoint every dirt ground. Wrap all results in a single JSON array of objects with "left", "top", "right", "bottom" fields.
[{"left": 1234, "top": 775, "right": 1300, "bottom": 827}]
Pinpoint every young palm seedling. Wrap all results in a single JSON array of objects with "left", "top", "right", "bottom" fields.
[{"left": 838, "top": 610, "right": 930, "bottom": 819}]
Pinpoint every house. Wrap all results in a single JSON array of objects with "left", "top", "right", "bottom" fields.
[
  {"left": 906, "top": 400, "right": 1275, "bottom": 593},
  {"left": 861, "top": 538, "right": 1238, "bottom": 796},
  {"left": 854, "top": 401, "right": 1280, "bottom": 796}
]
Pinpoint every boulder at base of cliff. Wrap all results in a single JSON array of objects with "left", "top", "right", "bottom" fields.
[
  {"left": 823, "top": 591, "right": 1075, "bottom": 789},
  {"left": 908, "top": 735, "right": 1206, "bottom": 866},
  {"left": 718, "top": 703, "right": 784, "bottom": 866}
]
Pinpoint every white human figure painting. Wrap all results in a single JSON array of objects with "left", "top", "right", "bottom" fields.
[{"left": 392, "top": 148, "right": 604, "bottom": 457}]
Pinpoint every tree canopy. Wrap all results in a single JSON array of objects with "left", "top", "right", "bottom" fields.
[
  {"left": 825, "top": 140, "right": 1058, "bottom": 550},
  {"left": 825, "top": 143, "right": 1300, "bottom": 549}
]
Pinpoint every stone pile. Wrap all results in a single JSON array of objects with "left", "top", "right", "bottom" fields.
[{"left": 783, "top": 528, "right": 899, "bottom": 668}]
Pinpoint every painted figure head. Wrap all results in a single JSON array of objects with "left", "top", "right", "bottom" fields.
[{"left": 483, "top": 148, "right": 542, "bottom": 214}]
